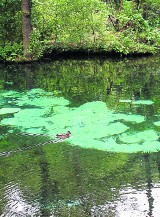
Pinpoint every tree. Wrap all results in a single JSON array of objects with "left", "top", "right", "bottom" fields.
[{"left": 21, "top": 0, "right": 32, "bottom": 58}]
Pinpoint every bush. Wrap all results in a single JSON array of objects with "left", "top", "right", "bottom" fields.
[{"left": 0, "top": 42, "right": 23, "bottom": 61}]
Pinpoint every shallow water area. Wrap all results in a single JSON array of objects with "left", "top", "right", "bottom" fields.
[{"left": 0, "top": 56, "right": 160, "bottom": 216}]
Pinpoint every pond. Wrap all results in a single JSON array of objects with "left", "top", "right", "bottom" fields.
[{"left": 0, "top": 56, "right": 160, "bottom": 216}]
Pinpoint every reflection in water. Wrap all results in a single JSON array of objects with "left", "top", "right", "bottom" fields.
[
  {"left": 38, "top": 150, "right": 53, "bottom": 216},
  {"left": 144, "top": 154, "right": 154, "bottom": 217},
  {"left": 1, "top": 137, "right": 160, "bottom": 216},
  {"left": 0, "top": 56, "right": 160, "bottom": 216},
  {"left": 91, "top": 185, "right": 160, "bottom": 217},
  {"left": 24, "top": 64, "right": 34, "bottom": 90},
  {"left": 1, "top": 182, "right": 40, "bottom": 216}
]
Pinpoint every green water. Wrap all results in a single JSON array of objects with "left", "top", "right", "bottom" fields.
[{"left": 0, "top": 56, "right": 160, "bottom": 216}]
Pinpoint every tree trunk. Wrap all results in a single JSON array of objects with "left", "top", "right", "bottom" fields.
[{"left": 21, "top": 0, "right": 32, "bottom": 59}]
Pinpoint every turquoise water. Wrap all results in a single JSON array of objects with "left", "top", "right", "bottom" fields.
[{"left": 0, "top": 56, "right": 160, "bottom": 216}]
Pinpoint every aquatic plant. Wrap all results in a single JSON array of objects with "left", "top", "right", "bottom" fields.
[{"left": 0, "top": 89, "right": 159, "bottom": 153}]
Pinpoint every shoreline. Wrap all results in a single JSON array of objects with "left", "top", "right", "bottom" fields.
[{"left": 0, "top": 48, "right": 154, "bottom": 64}]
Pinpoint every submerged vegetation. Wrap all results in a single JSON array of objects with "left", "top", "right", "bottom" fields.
[{"left": 0, "top": 0, "right": 160, "bottom": 61}]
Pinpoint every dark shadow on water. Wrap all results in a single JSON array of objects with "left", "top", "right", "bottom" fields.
[{"left": 144, "top": 153, "right": 154, "bottom": 217}]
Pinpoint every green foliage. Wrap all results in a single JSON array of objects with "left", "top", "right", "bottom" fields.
[
  {"left": 0, "top": 0, "right": 21, "bottom": 45},
  {"left": 29, "top": 29, "right": 44, "bottom": 59},
  {"left": 30, "top": 0, "right": 160, "bottom": 57},
  {"left": 0, "top": 42, "right": 23, "bottom": 61},
  {"left": 0, "top": 0, "right": 160, "bottom": 61}
]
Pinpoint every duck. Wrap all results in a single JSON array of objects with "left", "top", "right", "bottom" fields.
[{"left": 56, "top": 131, "right": 71, "bottom": 139}]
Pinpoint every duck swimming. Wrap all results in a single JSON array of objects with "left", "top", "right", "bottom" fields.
[{"left": 56, "top": 131, "right": 71, "bottom": 139}]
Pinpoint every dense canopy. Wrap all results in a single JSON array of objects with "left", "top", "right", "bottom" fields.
[{"left": 0, "top": 0, "right": 160, "bottom": 61}]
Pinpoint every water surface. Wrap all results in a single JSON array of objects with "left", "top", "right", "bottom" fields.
[{"left": 0, "top": 56, "right": 160, "bottom": 216}]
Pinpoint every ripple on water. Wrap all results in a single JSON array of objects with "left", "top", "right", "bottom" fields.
[
  {"left": 91, "top": 184, "right": 160, "bottom": 217},
  {"left": 1, "top": 182, "right": 40, "bottom": 217}
]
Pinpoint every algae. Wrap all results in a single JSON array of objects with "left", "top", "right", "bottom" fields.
[
  {"left": 154, "top": 121, "right": 160, "bottom": 127},
  {"left": 0, "top": 89, "right": 159, "bottom": 153},
  {"left": 0, "top": 108, "right": 21, "bottom": 115},
  {"left": 119, "top": 99, "right": 154, "bottom": 105}
]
